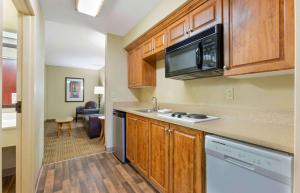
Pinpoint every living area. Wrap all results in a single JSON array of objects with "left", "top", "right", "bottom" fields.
[{"left": 43, "top": 21, "right": 106, "bottom": 164}]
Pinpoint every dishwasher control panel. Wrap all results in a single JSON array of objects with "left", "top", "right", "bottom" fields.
[{"left": 205, "top": 135, "right": 293, "bottom": 178}]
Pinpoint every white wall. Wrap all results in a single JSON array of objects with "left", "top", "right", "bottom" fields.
[
  {"left": 105, "top": 34, "right": 139, "bottom": 149},
  {"left": 294, "top": 0, "right": 300, "bottom": 192}
]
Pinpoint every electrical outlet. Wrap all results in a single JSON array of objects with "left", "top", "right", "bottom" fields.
[{"left": 225, "top": 88, "right": 234, "bottom": 100}]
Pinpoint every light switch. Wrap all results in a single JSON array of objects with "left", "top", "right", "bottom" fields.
[{"left": 225, "top": 88, "right": 234, "bottom": 100}]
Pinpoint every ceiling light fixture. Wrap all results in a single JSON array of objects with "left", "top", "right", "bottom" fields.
[{"left": 76, "top": 0, "right": 104, "bottom": 17}]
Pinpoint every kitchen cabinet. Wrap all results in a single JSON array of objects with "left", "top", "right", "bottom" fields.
[
  {"left": 169, "top": 124, "right": 204, "bottom": 193},
  {"left": 136, "top": 117, "right": 150, "bottom": 176},
  {"left": 149, "top": 120, "right": 170, "bottom": 193},
  {"left": 126, "top": 114, "right": 137, "bottom": 162},
  {"left": 166, "top": 16, "right": 190, "bottom": 46},
  {"left": 167, "top": 0, "right": 222, "bottom": 46},
  {"left": 223, "top": 0, "right": 294, "bottom": 76},
  {"left": 188, "top": 0, "right": 222, "bottom": 37},
  {"left": 126, "top": 114, "right": 150, "bottom": 176},
  {"left": 127, "top": 46, "right": 156, "bottom": 88},
  {"left": 142, "top": 30, "right": 167, "bottom": 61},
  {"left": 126, "top": 114, "right": 205, "bottom": 193}
]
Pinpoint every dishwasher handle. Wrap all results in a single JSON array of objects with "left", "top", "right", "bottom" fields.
[{"left": 224, "top": 156, "right": 255, "bottom": 171}]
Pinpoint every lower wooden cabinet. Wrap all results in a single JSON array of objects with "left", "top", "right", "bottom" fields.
[
  {"left": 169, "top": 124, "right": 204, "bottom": 193},
  {"left": 126, "top": 114, "right": 137, "bottom": 162},
  {"left": 126, "top": 114, "right": 205, "bottom": 193},
  {"left": 149, "top": 120, "right": 170, "bottom": 193},
  {"left": 136, "top": 117, "right": 150, "bottom": 176}
]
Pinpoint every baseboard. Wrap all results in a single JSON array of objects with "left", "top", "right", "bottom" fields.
[
  {"left": 2, "top": 167, "right": 16, "bottom": 177},
  {"left": 105, "top": 146, "right": 114, "bottom": 152},
  {"left": 35, "top": 164, "right": 44, "bottom": 193}
]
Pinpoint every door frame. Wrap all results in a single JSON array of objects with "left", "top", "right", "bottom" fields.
[
  {"left": 0, "top": 0, "right": 3, "bottom": 191},
  {"left": 294, "top": 0, "right": 300, "bottom": 192},
  {"left": 1, "top": 0, "right": 35, "bottom": 193}
]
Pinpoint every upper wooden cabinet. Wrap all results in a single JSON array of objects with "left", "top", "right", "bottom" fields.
[
  {"left": 223, "top": 0, "right": 294, "bottom": 76},
  {"left": 167, "top": 16, "right": 190, "bottom": 46},
  {"left": 167, "top": 0, "right": 222, "bottom": 46},
  {"left": 142, "top": 30, "right": 167, "bottom": 61},
  {"left": 189, "top": 0, "right": 222, "bottom": 36},
  {"left": 128, "top": 46, "right": 156, "bottom": 88}
]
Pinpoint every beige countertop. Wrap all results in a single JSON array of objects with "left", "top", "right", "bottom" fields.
[{"left": 113, "top": 102, "right": 294, "bottom": 154}]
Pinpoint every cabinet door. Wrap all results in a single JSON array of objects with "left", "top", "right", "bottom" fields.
[
  {"left": 136, "top": 118, "right": 149, "bottom": 176},
  {"left": 169, "top": 124, "right": 204, "bottom": 193},
  {"left": 153, "top": 31, "right": 167, "bottom": 54},
  {"left": 189, "top": 0, "right": 222, "bottom": 36},
  {"left": 224, "top": 0, "right": 294, "bottom": 75},
  {"left": 134, "top": 47, "right": 144, "bottom": 86},
  {"left": 149, "top": 120, "right": 169, "bottom": 193},
  {"left": 167, "top": 16, "right": 189, "bottom": 46},
  {"left": 142, "top": 39, "right": 153, "bottom": 59},
  {"left": 126, "top": 114, "right": 137, "bottom": 162},
  {"left": 127, "top": 50, "right": 136, "bottom": 87}
]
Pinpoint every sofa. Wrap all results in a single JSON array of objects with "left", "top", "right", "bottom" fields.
[
  {"left": 76, "top": 101, "right": 99, "bottom": 122},
  {"left": 83, "top": 114, "right": 102, "bottom": 138}
]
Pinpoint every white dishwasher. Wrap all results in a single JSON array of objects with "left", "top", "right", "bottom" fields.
[{"left": 205, "top": 135, "right": 293, "bottom": 193}]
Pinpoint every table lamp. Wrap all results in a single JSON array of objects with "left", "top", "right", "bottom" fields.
[{"left": 94, "top": 86, "right": 104, "bottom": 109}]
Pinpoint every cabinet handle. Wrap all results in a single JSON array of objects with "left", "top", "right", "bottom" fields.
[
  {"left": 152, "top": 41, "right": 155, "bottom": 51},
  {"left": 164, "top": 128, "right": 169, "bottom": 132}
]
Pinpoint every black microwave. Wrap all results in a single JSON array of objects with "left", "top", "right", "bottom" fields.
[{"left": 165, "top": 24, "right": 223, "bottom": 80}]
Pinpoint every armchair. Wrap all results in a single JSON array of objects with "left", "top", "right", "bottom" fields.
[{"left": 76, "top": 101, "right": 99, "bottom": 122}]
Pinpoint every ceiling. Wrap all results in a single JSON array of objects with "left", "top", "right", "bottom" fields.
[
  {"left": 40, "top": 0, "right": 162, "bottom": 36},
  {"left": 41, "top": 0, "right": 162, "bottom": 70},
  {"left": 45, "top": 21, "right": 106, "bottom": 70}
]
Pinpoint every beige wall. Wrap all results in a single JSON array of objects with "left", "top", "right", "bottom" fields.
[
  {"left": 3, "top": 0, "right": 18, "bottom": 32},
  {"left": 124, "top": 0, "right": 188, "bottom": 47},
  {"left": 105, "top": 34, "right": 139, "bottom": 149},
  {"left": 294, "top": 0, "right": 300, "bottom": 192},
  {"left": 45, "top": 65, "right": 101, "bottom": 120},
  {"left": 138, "top": 61, "right": 294, "bottom": 110}
]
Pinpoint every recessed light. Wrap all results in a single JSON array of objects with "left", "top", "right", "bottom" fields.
[{"left": 76, "top": 0, "right": 104, "bottom": 17}]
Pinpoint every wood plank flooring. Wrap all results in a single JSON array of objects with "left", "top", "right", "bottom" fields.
[
  {"left": 2, "top": 175, "right": 16, "bottom": 193},
  {"left": 37, "top": 153, "right": 158, "bottom": 193}
]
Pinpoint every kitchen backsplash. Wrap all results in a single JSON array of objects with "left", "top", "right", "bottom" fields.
[{"left": 136, "top": 60, "right": 294, "bottom": 111}]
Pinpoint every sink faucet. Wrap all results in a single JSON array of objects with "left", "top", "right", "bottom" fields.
[{"left": 152, "top": 97, "right": 158, "bottom": 112}]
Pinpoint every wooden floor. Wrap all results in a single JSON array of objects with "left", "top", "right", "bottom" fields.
[
  {"left": 2, "top": 175, "right": 16, "bottom": 193},
  {"left": 36, "top": 153, "right": 157, "bottom": 193}
]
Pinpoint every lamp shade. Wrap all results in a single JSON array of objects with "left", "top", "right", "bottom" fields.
[{"left": 94, "top": 86, "right": 104, "bottom": 95}]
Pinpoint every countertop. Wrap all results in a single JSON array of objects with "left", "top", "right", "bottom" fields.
[{"left": 113, "top": 102, "right": 294, "bottom": 154}]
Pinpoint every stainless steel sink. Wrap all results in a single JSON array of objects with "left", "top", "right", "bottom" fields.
[{"left": 135, "top": 109, "right": 155, "bottom": 113}]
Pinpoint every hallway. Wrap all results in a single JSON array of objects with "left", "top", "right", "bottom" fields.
[{"left": 36, "top": 153, "right": 157, "bottom": 193}]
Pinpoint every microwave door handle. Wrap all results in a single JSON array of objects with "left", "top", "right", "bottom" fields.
[{"left": 196, "top": 43, "right": 203, "bottom": 68}]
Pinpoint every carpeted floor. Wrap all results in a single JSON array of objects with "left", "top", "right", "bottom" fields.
[{"left": 43, "top": 120, "right": 105, "bottom": 164}]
